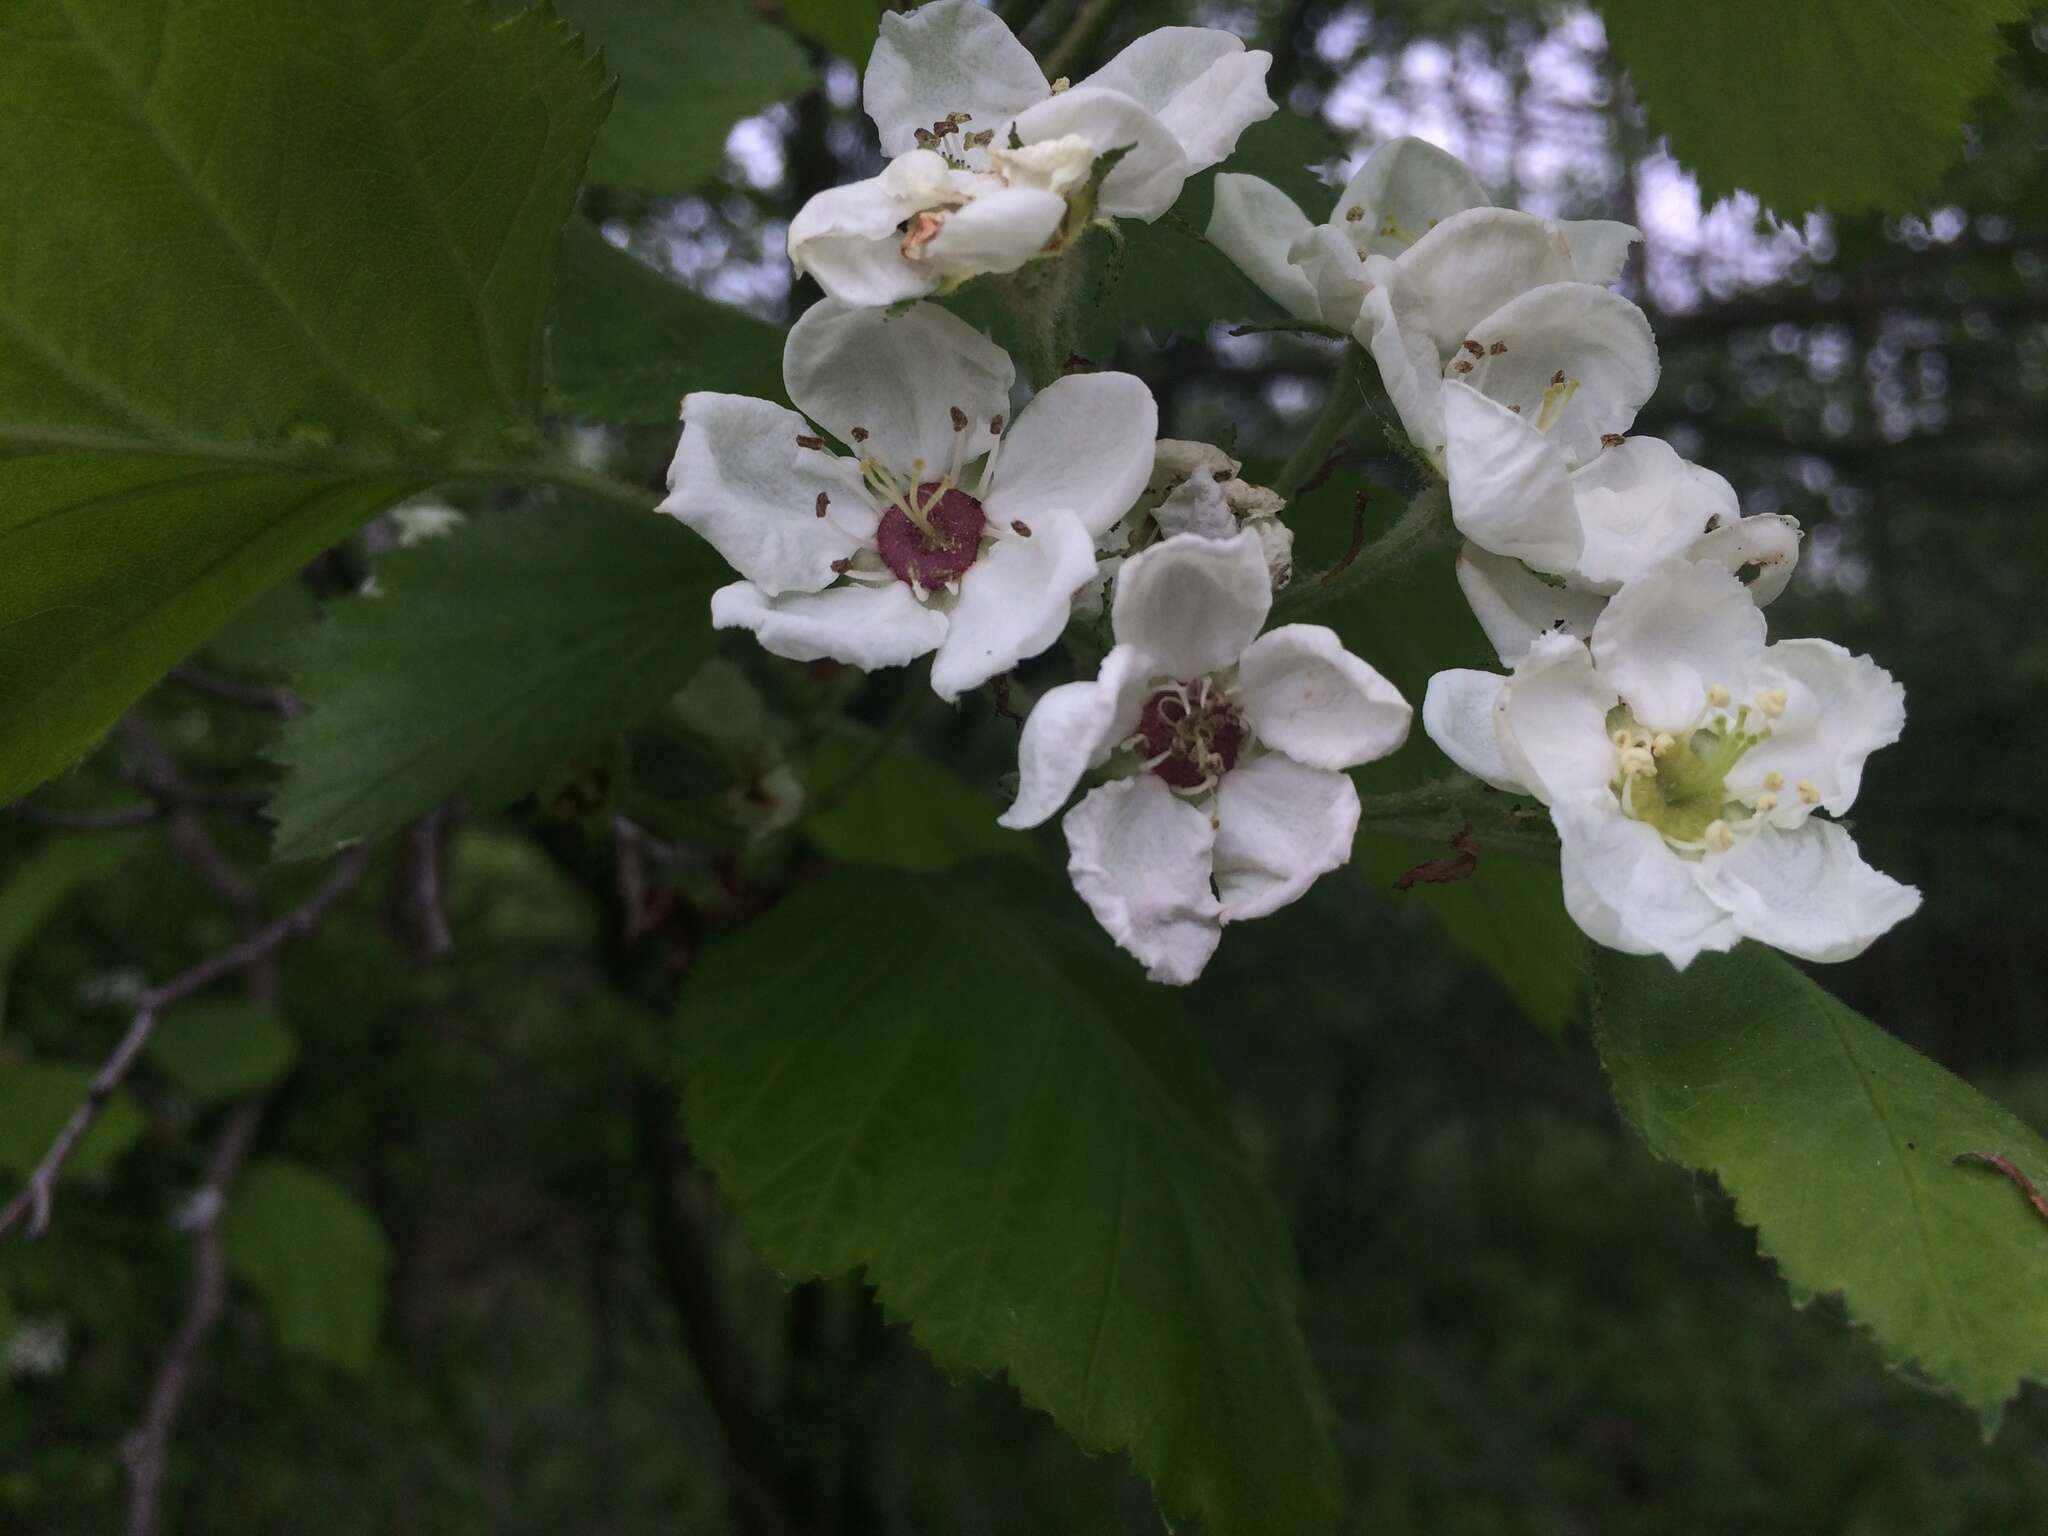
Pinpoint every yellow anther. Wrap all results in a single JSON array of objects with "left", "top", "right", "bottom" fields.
[
  {"left": 1757, "top": 688, "right": 1788, "bottom": 718},
  {"left": 1706, "top": 684, "right": 1731, "bottom": 708},
  {"left": 1754, "top": 793, "right": 1778, "bottom": 813},
  {"left": 1651, "top": 732, "right": 1676, "bottom": 757},
  {"left": 1763, "top": 771, "right": 1785, "bottom": 792},
  {"left": 1704, "top": 820, "right": 1736, "bottom": 852},
  {"left": 1798, "top": 780, "right": 1821, "bottom": 805}
]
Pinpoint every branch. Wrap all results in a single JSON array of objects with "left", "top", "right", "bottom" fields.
[
  {"left": 0, "top": 844, "right": 371, "bottom": 1241},
  {"left": 169, "top": 664, "right": 303, "bottom": 720},
  {"left": 6, "top": 799, "right": 161, "bottom": 830},
  {"left": 393, "top": 809, "right": 454, "bottom": 962}
]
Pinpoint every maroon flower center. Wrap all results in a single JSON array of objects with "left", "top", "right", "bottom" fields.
[
  {"left": 875, "top": 483, "right": 986, "bottom": 588},
  {"left": 1133, "top": 685, "right": 1245, "bottom": 790}
]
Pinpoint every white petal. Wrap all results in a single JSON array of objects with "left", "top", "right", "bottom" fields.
[
  {"left": 1206, "top": 175, "right": 1322, "bottom": 320},
  {"left": 984, "top": 371, "right": 1159, "bottom": 538},
  {"left": 1080, "top": 28, "right": 1275, "bottom": 172},
  {"left": 662, "top": 393, "right": 876, "bottom": 595},
  {"left": 865, "top": 0, "right": 1049, "bottom": 156},
  {"left": 1568, "top": 436, "right": 1731, "bottom": 591},
  {"left": 928, "top": 508, "right": 1098, "bottom": 700},
  {"left": 1152, "top": 475, "right": 1239, "bottom": 539},
  {"left": 1730, "top": 638, "right": 1905, "bottom": 818},
  {"left": 1212, "top": 755, "right": 1360, "bottom": 920},
  {"left": 784, "top": 299, "right": 1013, "bottom": 479},
  {"left": 1384, "top": 207, "right": 1576, "bottom": 363},
  {"left": 1443, "top": 381, "right": 1581, "bottom": 573},
  {"left": 1008, "top": 87, "right": 1189, "bottom": 221},
  {"left": 1110, "top": 529, "right": 1271, "bottom": 678},
  {"left": 1497, "top": 631, "right": 1618, "bottom": 804},
  {"left": 787, "top": 170, "right": 940, "bottom": 308},
  {"left": 1000, "top": 645, "right": 1149, "bottom": 829},
  {"left": 1460, "top": 283, "right": 1660, "bottom": 467},
  {"left": 922, "top": 186, "right": 1068, "bottom": 278},
  {"left": 1455, "top": 544, "right": 1608, "bottom": 666},
  {"left": 1553, "top": 791, "right": 1741, "bottom": 967},
  {"left": 1696, "top": 819, "right": 1921, "bottom": 963},
  {"left": 710, "top": 579, "right": 948, "bottom": 670},
  {"left": 1063, "top": 776, "right": 1224, "bottom": 985},
  {"left": 1689, "top": 513, "right": 1803, "bottom": 606},
  {"left": 1330, "top": 136, "right": 1488, "bottom": 258},
  {"left": 1286, "top": 225, "right": 1372, "bottom": 332},
  {"left": 1590, "top": 560, "right": 1767, "bottom": 733},
  {"left": 1236, "top": 624, "right": 1411, "bottom": 771},
  {"left": 1355, "top": 270, "right": 1449, "bottom": 453},
  {"left": 1421, "top": 669, "right": 1525, "bottom": 792},
  {"left": 1559, "top": 219, "right": 1640, "bottom": 285}
]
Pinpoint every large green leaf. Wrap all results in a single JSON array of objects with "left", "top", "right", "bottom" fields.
[
  {"left": 226, "top": 1159, "right": 390, "bottom": 1374},
  {"left": 563, "top": 0, "right": 813, "bottom": 193},
  {"left": 0, "top": 0, "right": 610, "bottom": 803},
  {"left": 784, "top": 0, "right": 879, "bottom": 65},
  {"left": 146, "top": 1000, "right": 299, "bottom": 1104},
  {"left": 803, "top": 732, "right": 1037, "bottom": 873},
  {"left": 1356, "top": 837, "right": 1580, "bottom": 1037},
  {"left": 1594, "top": 944, "right": 2048, "bottom": 1428},
  {"left": 683, "top": 863, "right": 1342, "bottom": 1536},
  {"left": 549, "top": 220, "right": 784, "bottom": 423},
  {"left": 0, "top": 832, "right": 145, "bottom": 1033},
  {"left": 270, "top": 503, "right": 721, "bottom": 858},
  {"left": 1599, "top": 0, "right": 2033, "bottom": 213},
  {"left": 0, "top": 1061, "right": 147, "bottom": 1181}
]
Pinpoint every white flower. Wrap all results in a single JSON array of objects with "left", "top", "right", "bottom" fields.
[
  {"left": 1422, "top": 560, "right": 1919, "bottom": 967},
  {"left": 1002, "top": 530, "right": 1411, "bottom": 984},
  {"left": 1349, "top": 210, "right": 1657, "bottom": 464},
  {"left": 661, "top": 298, "right": 1157, "bottom": 701},
  {"left": 1444, "top": 382, "right": 1803, "bottom": 607},
  {"left": 1208, "top": 136, "right": 1638, "bottom": 332},
  {"left": 1077, "top": 439, "right": 1294, "bottom": 618},
  {"left": 793, "top": 1, "right": 1275, "bottom": 303}
]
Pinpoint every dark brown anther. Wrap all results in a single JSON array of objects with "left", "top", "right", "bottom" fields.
[
  {"left": 1345, "top": 205, "right": 1365, "bottom": 222},
  {"left": 1601, "top": 433, "right": 1627, "bottom": 449},
  {"left": 796, "top": 434, "right": 824, "bottom": 450},
  {"left": 989, "top": 414, "right": 1004, "bottom": 435},
  {"left": 1508, "top": 404, "right": 1523, "bottom": 414},
  {"left": 830, "top": 558, "right": 852, "bottom": 574},
  {"left": 1461, "top": 339, "right": 1484, "bottom": 358},
  {"left": 950, "top": 406, "right": 968, "bottom": 432},
  {"left": 1011, "top": 519, "right": 1032, "bottom": 537},
  {"left": 1453, "top": 359, "right": 1474, "bottom": 375},
  {"left": 1703, "top": 513, "right": 1723, "bottom": 533},
  {"left": 815, "top": 492, "right": 830, "bottom": 518},
  {"left": 1550, "top": 369, "right": 1566, "bottom": 386},
  {"left": 1488, "top": 340, "right": 1507, "bottom": 355},
  {"left": 851, "top": 426, "right": 869, "bottom": 443}
]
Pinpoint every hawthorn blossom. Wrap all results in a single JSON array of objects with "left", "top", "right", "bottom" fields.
[
  {"left": 1443, "top": 381, "right": 1803, "bottom": 608},
  {"left": 1208, "top": 135, "right": 1637, "bottom": 333},
  {"left": 1002, "top": 530, "right": 1411, "bottom": 984},
  {"left": 1423, "top": 560, "right": 1919, "bottom": 967},
  {"left": 1076, "top": 439, "right": 1293, "bottom": 617},
  {"left": 790, "top": 0, "right": 1275, "bottom": 304},
  {"left": 661, "top": 298, "right": 1156, "bottom": 700}
]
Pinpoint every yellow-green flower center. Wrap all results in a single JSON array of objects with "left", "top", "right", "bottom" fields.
[{"left": 1608, "top": 696, "right": 1772, "bottom": 851}]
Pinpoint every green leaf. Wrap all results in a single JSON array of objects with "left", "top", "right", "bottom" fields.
[
  {"left": 0, "top": 832, "right": 145, "bottom": 1033},
  {"left": 1354, "top": 837, "right": 1581, "bottom": 1037},
  {"left": 1599, "top": 0, "right": 2033, "bottom": 213},
  {"left": 0, "top": 1062, "right": 146, "bottom": 1181},
  {"left": 684, "top": 863, "right": 1342, "bottom": 1536},
  {"left": 146, "top": 1000, "right": 298, "bottom": 1104},
  {"left": 1593, "top": 944, "right": 2048, "bottom": 1429},
  {"left": 564, "top": 0, "right": 814, "bottom": 193},
  {"left": 270, "top": 502, "right": 720, "bottom": 858},
  {"left": 0, "top": 0, "right": 610, "bottom": 803},
  {"left": 803, "top": 733, "right": 1037, "bottom": 873},
  {"left": 226, "top": 1159, "right": 391, "bottom": 1374},
  {"left": 549, "top": 220, "right": 784, "bottom": 423},
  {"left": 784, "top": 0, "right": 878, "bottom": 65}
]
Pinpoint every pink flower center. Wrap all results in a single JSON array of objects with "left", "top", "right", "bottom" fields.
[
  {"left": 875, "top": 483, "right": 986, "bottom": 588},
  {"left": 1134, "top": 685, "right": 1245, "bottom": 790}
]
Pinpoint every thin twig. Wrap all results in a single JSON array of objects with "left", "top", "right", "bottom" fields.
[
  {"left": 169, "top": 665, "right": 303, "bottom": 720},
  {"left": 1319, "top": 491, "right": 1370, "bottom": 584},
  {"left": 1953, "top": 1151, "right": 2048, "bottom": 1225},
  {"left": 0, "top": 845, "right": 371, "bottom": 1241},
  {"left": 1228, "top": 319, "right": 1347, "bottom": 340},
  {"left": 6, "top": 799, "right": 161, "bottom": 830},
  {"left": 394, "top": 809, "right": 453, "bottom": 962},
  {"left": 119, "top": 1096, "right": 267, "bottom": 1536}
]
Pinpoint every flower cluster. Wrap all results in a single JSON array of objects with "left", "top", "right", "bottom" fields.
[{"left": 661, "top": 0, "right": 1919, "bottom": 982}]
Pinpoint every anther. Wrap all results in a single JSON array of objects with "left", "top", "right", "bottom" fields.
[
  {"left": 1345, "top": 205, "right": 1365, "bottom": 222},
  {"left": 989, "top": 414, "right": 1004, "bottom": 434},
  {"left": 1488, "top": 341, "right": 1507, "bottom": 355},
  {"left": 1757, "top": 688, "right": 1788, "bottom": 719},
  {"left": 1763, "top": 772, "right": 1785, "bottom": 791},
  {"left": 1601, "top": 433, "right": 1626, "bottom": 448},
  {"left": 796, "top": 434, "right": 824, "bottom": 450},
  {"left": 1706, "top": 684, "right": 1731, "bottom": 708},
  {"left": 1652, "top": 732, "right": 1675, "bottom": 757},
  {"left": 1550, "top": 369, "right": 1566, "bottom": 386},
  {"left": 1453, "top": 359, "right": 1473, "bottom": 374},
  {"left": 1754, "top": 793, "right": 1779, "bottom": 813},
  {"left": 1704, "top": 820, "right": 1736, "bottom": 852},
  {"left": 1798, "top": 780, "right": 1821, "bottom": 805},
  {"left": 1011, "top": 519, "right": 1032, "bottom": 537},
  {"left": 815, "top": 492, "right": 830, "bottom": 518},
  {"left": 950, "top": 406, "right": 968, "bottom": 432},
  {"left": 1461, "top": 339, "right": 1484, "bottom": 358},
  {"left": 851, "top": 427, "right": 869, "bottom": 443},
  {"left": 1612, "top": 729, "right": 1632, "bottom": 749},
  {"left": 830, "top": 558, "right": 851, "bottom": 574}
]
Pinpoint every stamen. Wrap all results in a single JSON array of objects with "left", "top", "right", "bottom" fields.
[
  {"left": 1651, "top": 732, "right": 1676, "bottom": 757},
  {"left": 1798, "top": 780, "right": 1821, "bottom": 805},
  {"left": 1704, "top": 820, "right": 1736, "bottom": 852},
  {"left": 1011, "top": 519, "right": 1032, "bottom": 537},
  {"left": 1757, "top": 688, "right": 1788, "bottom": 719},
  {"left": 796, "top": 434, "right": 824, "bottom": 450},
  {"left": 1706, "top": 684, "right": 1731, "bottom": 708},
  {"left": 1754, "top": 792, "right": 1779, "bottom": 813},
  {"left": 1763, "top": 771, "right": 1785, "bottom": 791},
  {"left": 815, "top": 492, "right": 830, "bottom": 519}
]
